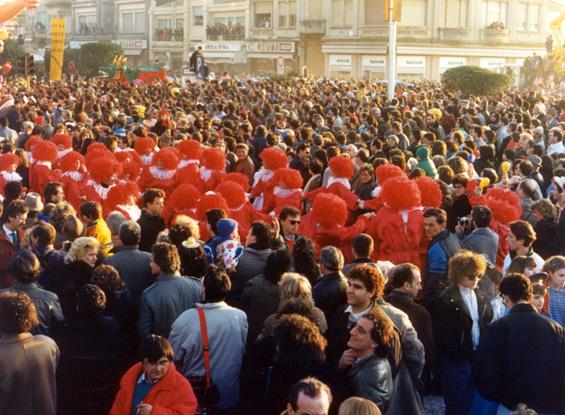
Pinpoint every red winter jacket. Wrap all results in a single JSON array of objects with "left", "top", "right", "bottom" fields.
[{"left": 109, "top": 362, "right": 197, "bottom": 415}]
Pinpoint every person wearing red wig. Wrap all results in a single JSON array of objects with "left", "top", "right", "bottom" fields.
[
  {"left": 81, "top": 157, "right": 122, "bottom": 213},
  {"left": 58, "top": 151, "right": 86, "bottom": 211},
  {"left": 106, "top": 181, "right": 142, "bottom": 221},
  {"left": 52, "top": 133, "right": 73, "bottom": 168},
  {"left": 262, "top": 167, "right": 303, "bottom": 216},
  {"left": 251, "top": 147, "right": 288, "bottom": 211},
  {"left": 305, "top": 155, "right": 359, "bottom": 212},
  {"left": 198, "top": 147, "right": 227, "bottom": 193},
  {"left": 300, "top": 192, "right": 371, "bottom": 260},
  {"left": 29, "top": 140, "right": 58, "bottom": 196},
  {"left": 161, "top": 183, "right": 201, "bottom": 225},
  {"left": 366, "top": 176, "right": 425, "bottom": 269},
  {"left": 0, "top": 153, "right": 22, "bottom": 196},
  {"left": 139, "top": 147, "right": 179, "bottom": 195},
  {"left": 176, "top": 139, "right": 201, "bottom": 185}
]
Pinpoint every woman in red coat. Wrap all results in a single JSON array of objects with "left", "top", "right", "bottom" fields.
[{"left": 110, "top": 335, "right": 197, "bottom": 415}]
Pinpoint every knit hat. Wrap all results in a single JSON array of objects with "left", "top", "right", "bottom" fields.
[{"left": 216, "top": 218, "right": 238, "bottom": 238}]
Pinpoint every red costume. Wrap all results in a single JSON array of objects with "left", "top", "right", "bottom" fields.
[
  {"left": 367, "top": 176, "right": 425, "bottom": 268},
  {"left": 52, "top": 133, "right": 73, "bottom": 168},
  {"left": 486, "top": 187, "right": 522, "bottom": 269},
  {"left": 362, "top": 164, "right": 405, "bottom": 212},
  {"left": 106, "top": 181, "right": 142, "bottom": 221},
  {"left": 109, "top": 362, "right": 197, "bottom": 415},
  {"left": 225, "top": 172, "right": 251, "bottom": 192},
  {"left": 301, "top": 193, "right": 369, "bottom": 260},
  {"left": 81, "top": 157, "right": 122, "bottom": 214},
  {"left": 196, "top": 192, "right": 229, "bottom": 241},
  {"left": 30, "top": 140, "right": 58, "bottom": 197},
  {"left": 0, "top": 153, "right": 22, "bottom": 196},
  {"left": 215, "top": 180, "right": 271, "bottom": 240},
  {"left": 251, "top": 147, "right": 287, "bottom": 210},
  {"left": 134, "top": 136, "right": 157, "bottom": 167},
  {"left": 198, "top": 147, "right": 227, "bottom": 192},
  {"left": 466, "top": 179, "right": 488, "bottom": 207},
  {"left": 139, "top": 147, "right": 179, "bottom": 195},
  {"left": 24, "top": 135, "right": 42, "bottom": 164},
  {"left": 115, "top": 151, "right": 143, "bottom": 182},
  {"left": 305, "top": 156, "right": 359, "bottom": 211},
  {"left": 162, "top": 183, "right": 201, "bottom": 225},
  {"left": 262, "top": 167, "right": 303, "bottom": 215},
  {"left": 176, "top": 139, "right": 201, "bottom": 185},
  {"left": 58, "top": 151, "right": 86, "bottom": 211}
]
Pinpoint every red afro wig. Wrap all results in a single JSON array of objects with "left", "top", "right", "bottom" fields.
[
  {"left": 329, "top": 156, "right": 355, "bottom": 179},
  {"left": 24, "top": 135, "right": 42, "bottom": 151},
  {"left": 486, "top": 187, "right": 522, "bottom": 225},
  {"left": 52, "top": 134, "right": 72, "bottom": 148},
  {"left": 216, "top": 181, "right": 246, "bottom": 209},
  {"left": 162, "top": 183, "right": 201, "bottom": 223},
  {"left": 177, "top": 139, "right": 202, "bottom": 160},
  {"left": 260, "top": 147, "right": 288, "bottom": 170},
  {"left": 107, "top": 181, "right": 140, "bottom": 207},
  {"left": 380, "top": 176, "right": 421, "bottom": 210},
  {"left": 375, "top": 164, "right": 405, "bottom": 186},
  {"left": 274, "top": 167, "right": 303, "bottom": 189},
  {"left": 85, "top": 143, "right": 116, "bottom": 168},
  {"left": 201, "top": 147, "right": 226, "bottom": 170},
  {"left": 134, "top": 137, "right": 156, "bottom": 155},
  {"left": 196, "top": 192, "right": 229, "bottom": 220},
  {"left": 32, "top": 140, "right": 58, "bottom": 163},
  {"left": 60, "top": 151, "right": 85, "bottom": 172},
  {"left": 312, "top": 193, "right": 348, "bottom": 227},
  {"left": 114, "top": 150, "right": 143, "bottom": 166},
  {"left": 414, "top": 177, "right": 442, "bottom": 208},
  {"left": 90, "top": 158, "right": 122, "bottom": 184},
  {"left": 152, "top": 147, "right": 179, "bottom": 170},
  {"left": 0, "top": 153, "right": 19, "bottom": 171},
  {"left": 225, "top": 172, "right": 250, "bottom": 192}
]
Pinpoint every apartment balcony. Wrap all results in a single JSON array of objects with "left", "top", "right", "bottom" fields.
[
  {"left": 358, "top": 25, "right": 387, "bottom": 39},
  {"left": 437, "top": 27, "right": 472, "bottom": 42},
  {"left": 480, "top": 28, "right": 509, "bottom": 44},
  {"left": 249, "top": 27, "right": 275, "bottom": 39},
  {"left": 299, "top": 19, "right": 325, "bottom": 34},
  {"left": 397, "top": 26, "right": 431, "bottom": 40}
]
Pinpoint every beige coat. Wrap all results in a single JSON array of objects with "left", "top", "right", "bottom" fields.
[{"left": 0, "top": 333, "right": 59, "bottom": 415}]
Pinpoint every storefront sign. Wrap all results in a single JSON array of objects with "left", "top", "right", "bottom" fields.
[
  {"left": 439, "top": 57, "right": 466, "bottom": 73},
  {"left": 113, "top": 39, "right": 147, "bottom": 50},
  {"left": 329, "top": 55, "right": 352, "bottom": 70},
  {"left": 246, "top": 42, "right": 295, "bottom": 54},
  {"left": 204, "top": 42, "right": 243, "bottom": 52},
  {"left": 397, "top": 56, "right": 426, "bottom": 69},
  {"left": 362, "top": 56, "right": 386, "bottom": 68},
  {"left": 479, "top": 58, "right": 506, "bottom": 70}
]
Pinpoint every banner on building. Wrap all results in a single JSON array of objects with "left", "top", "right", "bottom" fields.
[{"left": 50, "top": 18, "right": 66, "bottom": 81}]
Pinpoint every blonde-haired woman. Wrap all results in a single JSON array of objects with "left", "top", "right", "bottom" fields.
[
  {"left": 339, "top": 397, "right": 381, "bottom": 415},
  {"left": 260, "top": 272, "right": 327, "bottom": 337},
  {"left": 61, "top": 237, "right": 100, "bottom": 316}
]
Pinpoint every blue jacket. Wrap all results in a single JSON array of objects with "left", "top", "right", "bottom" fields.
[{"left": 461, "top": 227, "right": 499, "bottom": 266}]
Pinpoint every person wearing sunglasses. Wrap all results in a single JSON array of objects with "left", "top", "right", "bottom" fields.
[
  {"left": 432, "top": 250, "right": 493, "bottom": 415},
  {"left": 278, "top": 207, "right": 301, "bottom": 252}
]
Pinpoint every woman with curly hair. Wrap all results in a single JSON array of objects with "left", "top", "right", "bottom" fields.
[
  {"left": 249, "top": 314, "right": 331, "bottom": 415},
  {"left": 292, "top": 236, "right": 321, "bottom": 286}
]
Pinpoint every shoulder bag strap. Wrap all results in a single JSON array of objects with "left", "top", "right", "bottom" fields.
[{"left": 197, "top": 306, "right": 212, "bottom": 388}]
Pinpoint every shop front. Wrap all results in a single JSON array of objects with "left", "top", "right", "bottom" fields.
[
  {"left": 202, "top": 41, "right": 246, "bottom": 73},
  {"left": 479, "top": 57, "right": 506, "bottom": 72},
  {"left": 438, "top": 56, "right": 467, "bottom": 76},
  {"left": 328, "top": 54, "right": 352, "bottom": 78},
  {"left": 396, "top": 56, "right": 426, "bottom": 81},
  {"left": 246, "top": 41, "right": 296, "bottom": 74},
  {"left": 361, "top": 55, "right": 386, "bottom": 81},
  {"left": 113, "top": 39, "right": 148, "bottom": 66}
]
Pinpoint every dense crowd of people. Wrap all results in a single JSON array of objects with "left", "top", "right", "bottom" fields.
[{"left": 0, "top": 74, "right": 564, "bottom": 415}]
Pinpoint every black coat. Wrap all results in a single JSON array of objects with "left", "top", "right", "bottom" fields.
[
  {"left": 313, "top": 271, "right": 347, "bottom": 323},
  {"left": 533, "top": 218, "right": 561, "bottom": 258},
  {"left": 432, "top": 283, "right": 493, "bottom": 362},
  {"left": 60, "top": 260, "right": 94, "bottom": 318},
  {"left": 446, "top": 194, "right": 472, "bottom": 232},
  {"left": 137, "top": 209, "right": 166, "bottom": 252},
  {"left": 473, "top": 304, "right": 565, "bottom": 414}
]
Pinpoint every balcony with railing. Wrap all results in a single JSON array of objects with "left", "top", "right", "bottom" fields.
[
  {"left": 437, "top": 27, "right": 472, "bottom": 42},
  {"left": 153, "top": 27, "right": 184, "bottom": 42},
  {"left": 480, "top": 26, "right": 509, "bottom": 44},
  {"left": 206, "top": 23, "right": 245, "bottom": 40},
  {"left": 299, "top": 19, "right": 325, "bottom": 34}
]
